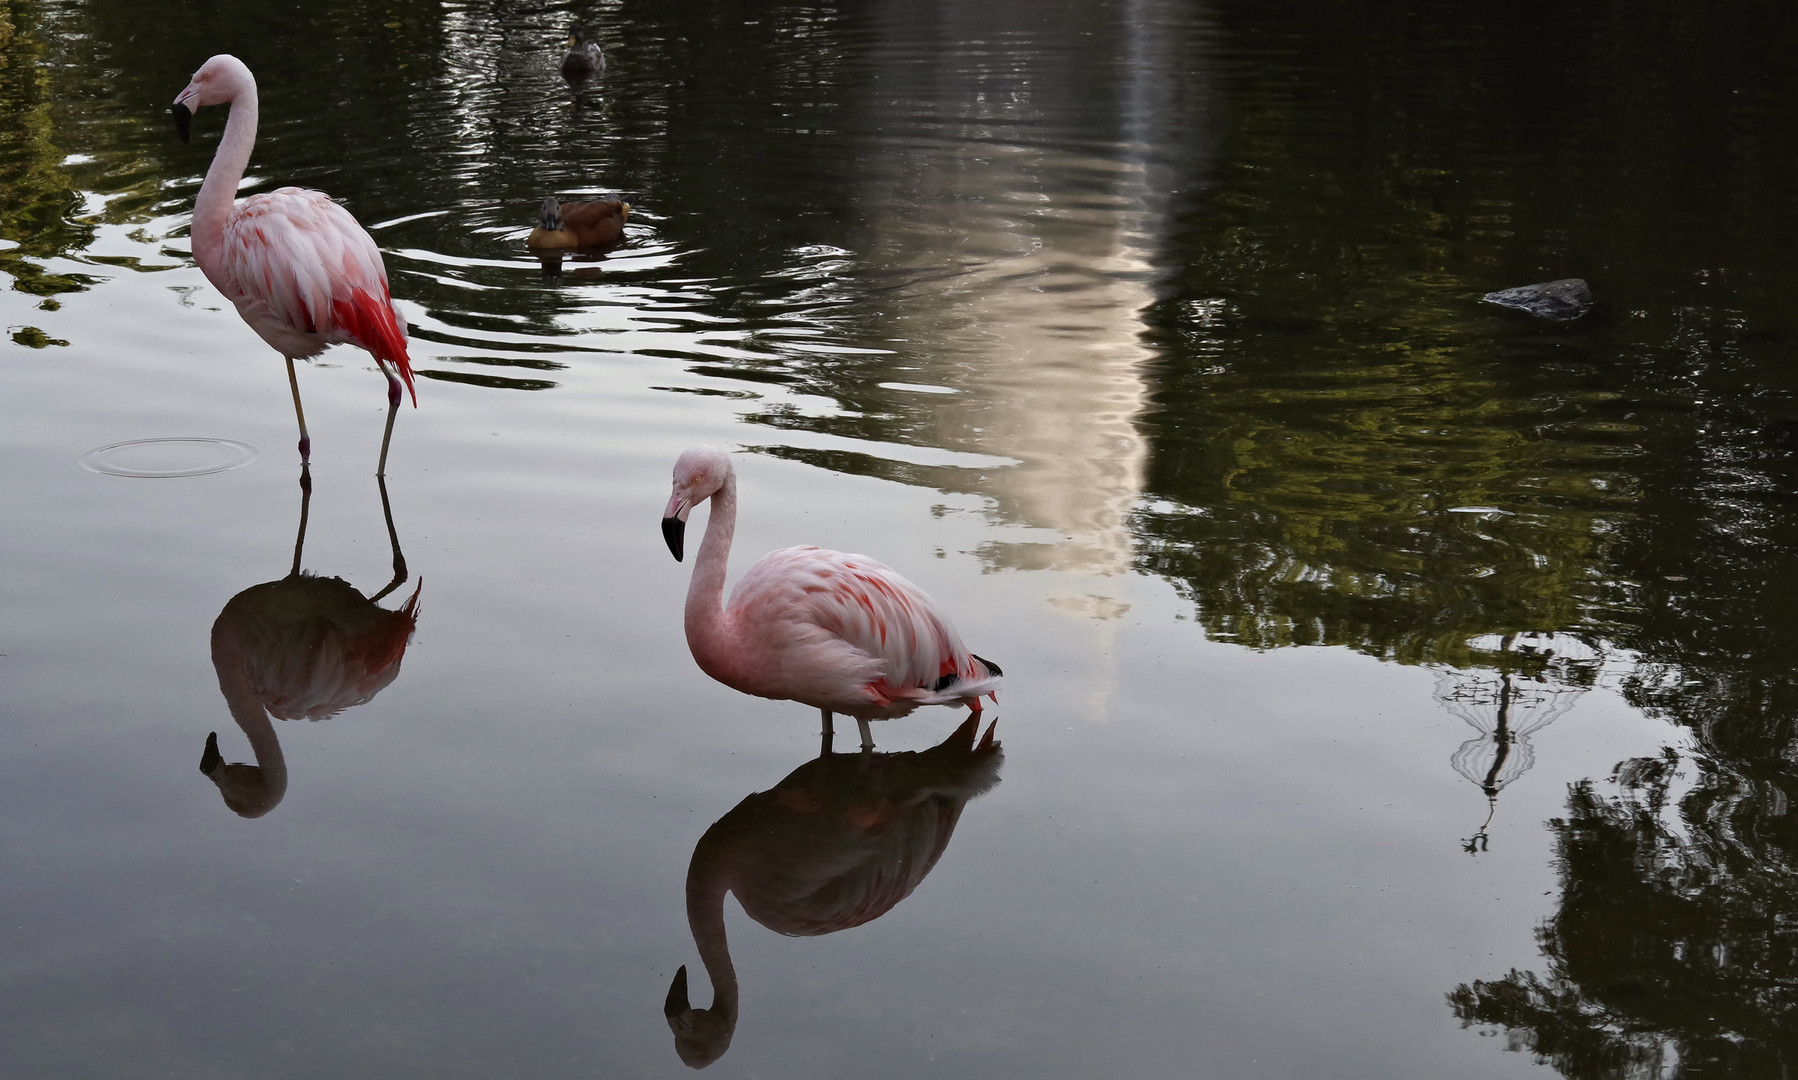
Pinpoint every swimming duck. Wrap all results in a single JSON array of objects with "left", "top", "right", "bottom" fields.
[
  {"left": 560, "top": 26, "right": 604, "bottom": 91},
  {"left": 526, "top": 197, "right": 629, "bottom": 249}
]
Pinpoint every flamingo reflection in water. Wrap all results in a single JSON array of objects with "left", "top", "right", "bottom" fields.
[
  {"left": 664, "top": 715, "right": 1003, "bottom": 1068},
  {"left": 200, "top": 474, "right": 420, "bottom": 818},
  {"left": 662, "top": 446, "right": 1002, "bottom": 752}
]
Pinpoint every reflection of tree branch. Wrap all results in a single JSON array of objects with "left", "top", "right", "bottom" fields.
[
  {"left": 1485, "top": 672, "right": 1516, "bottom": 799},
  {"left": 1449, "top": 967, "right": 1672, "bottom": 1079},
  {"left": 1439, "top": 635, "right": 1594, "bottom": 853},
  {"left": 0, "top": 3, "right": 92, "bottom": 299},
  {"left": 1461, "top": 796, "right": 1495, "bottom": 855},
  {"left": 1452, "top": 759, "right": 1798, "bottom": 1076}
]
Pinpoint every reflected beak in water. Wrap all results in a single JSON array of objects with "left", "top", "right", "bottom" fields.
[
  {"left": 172, "top": 101, "right": 193, "bottom": 143},
  {"left": 664, "top": 965, "right": 690, "bottom": 1019}
]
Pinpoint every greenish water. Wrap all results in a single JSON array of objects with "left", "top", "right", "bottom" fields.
[{"left": 4, "top": 0, "right": 1798, "bottom": 1076}]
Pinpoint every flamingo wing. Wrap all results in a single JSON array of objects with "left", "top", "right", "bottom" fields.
[
  {"left": 731, "top": 546, "right": 994, "bottom": 712},
  {"left": 221, "top": 188, "right": 416, "bottom": 403}
]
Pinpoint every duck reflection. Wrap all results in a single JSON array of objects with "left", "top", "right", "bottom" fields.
[
  {"left": 199, "top": 470, "right": 421, "bottom": 818},
  {"left": 663, "top": 716, "right": 1004, "bottom": 1068}
]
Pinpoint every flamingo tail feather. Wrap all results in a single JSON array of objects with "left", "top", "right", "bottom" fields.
[{"left": 333, "top": 292, "right": 417, "bottom": 406}]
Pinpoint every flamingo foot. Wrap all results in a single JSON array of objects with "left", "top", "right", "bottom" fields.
[{"left": 978, "top": 720, "right": 1000, "bottom": 752}]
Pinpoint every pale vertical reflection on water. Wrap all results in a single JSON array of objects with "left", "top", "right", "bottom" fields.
[
  {"left": 803, "top": 0, "right": 1208, "bottom": 717},
  {"left": 851, "top": 7, "right": 1174, "bottom": 582}
]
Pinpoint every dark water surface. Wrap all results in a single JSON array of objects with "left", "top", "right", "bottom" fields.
[{"left": 6, "top": 0, "right": 1798, "bottom": 1076}]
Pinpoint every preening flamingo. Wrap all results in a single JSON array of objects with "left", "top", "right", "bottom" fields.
[
  {"left": 665, "top": 716, "right": 1003, "bottom": 1068},
  {"left": 661, "top": 446, "right": 1001, "bottom": 751},
  {"left": 171, "top": 54, "right": 417, "bottom": 475}
]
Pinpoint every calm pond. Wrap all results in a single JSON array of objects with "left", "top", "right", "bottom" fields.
[{"left": 5, "top": 0, "right": 1798, "bottom": 1076}]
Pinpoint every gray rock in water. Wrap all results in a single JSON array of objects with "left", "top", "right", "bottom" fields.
[{"left": 1481, "top": 278, "right": 1592, "bottom": 322}]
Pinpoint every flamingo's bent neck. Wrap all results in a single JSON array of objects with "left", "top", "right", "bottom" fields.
[
  {"left": 221, "top": 683, "right": 289, "bottom": 774},
  {"left": 684, "top": 471, "right": 742, "bottom": 681},
  {"left": 191, "top": 62, "right": 259, "bottom": 293},
  {"left": 685, "top": 836, "right": 741, "bottom": 1019},
  {"left": 210, "top": 662, "right": 290, "bottom": 816}
]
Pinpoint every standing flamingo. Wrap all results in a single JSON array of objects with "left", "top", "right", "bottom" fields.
[
  {"left": 171, "top": 54, "right": 417, "bottom": 475},
  {"left": 661, "top": 446, "right": 1001, "bottom": 751}
]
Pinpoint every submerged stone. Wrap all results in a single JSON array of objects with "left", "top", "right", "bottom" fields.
[{"left": 1481, "top": 278, "right": 1592, "bottom": 322}]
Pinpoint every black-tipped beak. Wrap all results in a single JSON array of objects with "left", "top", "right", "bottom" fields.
[
  {"left": 172, "top": 102, "right": 192, "bottom": 143},
  {"left": 664, "top": 965, "right": 691, "bottom": 1019},
  {"left": 200, "top": 731, "right": 221, "bottom": 775},
  {"left": 663, "top": 516, "right": 686, "bottom": 562}
]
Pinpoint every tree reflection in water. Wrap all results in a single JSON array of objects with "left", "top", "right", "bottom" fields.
[
  {"left": 1436, "top": 633, "right": 1599, "bottom": 853},
  {"left": 1449, "top": 738, "right": 1798, "bottom": 1075}
]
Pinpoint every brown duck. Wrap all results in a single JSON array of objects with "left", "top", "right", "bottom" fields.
[{"left": 527, "top": 197, "right": 629, "bottom": 249}]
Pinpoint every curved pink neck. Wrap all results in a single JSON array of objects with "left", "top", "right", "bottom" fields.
[
  {"left": 191, "top": 70, "right": 258, "bottom": 294},
  {"left": 684, "top": 473, "right": 742, "bottom": 680}
]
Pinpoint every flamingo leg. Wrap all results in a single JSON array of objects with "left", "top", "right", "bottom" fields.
[
  {"left": 369, "top": 472, "right": 410, "bottom": 602},
  {"left": 857, "top": 718, "right": 874, "bottom": 752},
  {"left": 285, "top": 355, "right": 311, "bottom": 463},
  {"left": 289, "top": 464, "right": 313, "bottom": 578},
  {"left": 376, "top": 365, "right": 401, "bottom": 477},
  {"left": 819, "top": 709, "right": 835, "bottom": 757}
]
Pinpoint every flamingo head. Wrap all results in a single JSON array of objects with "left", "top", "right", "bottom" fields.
[
  {"left": 663, "top": 445, "right": 733, "bottom": 562},
  {"left": 198, "top": 730, "right": 287, "bottom": 818},
  {"left": 172, "top": 54, "right": 253, "bottom": 143},
  {"left": 663, "top": 965, "right": 735, "bottom": 1068}
]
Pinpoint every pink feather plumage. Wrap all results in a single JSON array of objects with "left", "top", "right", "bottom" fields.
[
  {"left": 662, "top": 446, "right": 1001, "bottom": 745},
  {"left": 173, "top": 54, "right": 416, "bottom": 466}
]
